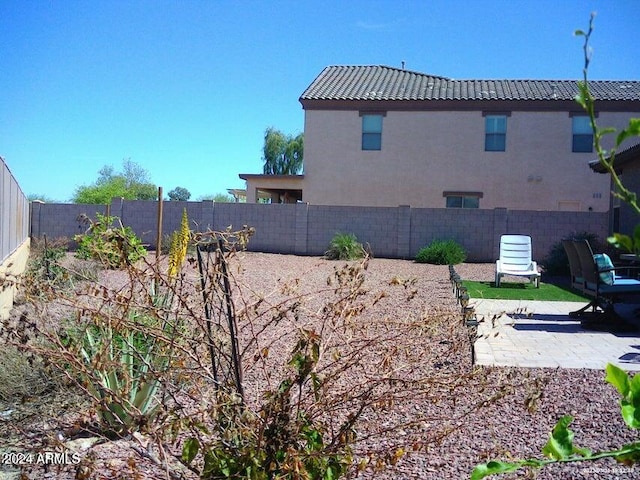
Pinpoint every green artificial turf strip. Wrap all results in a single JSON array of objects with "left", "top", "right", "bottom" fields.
[{"left": 462, "top": 280, "right": 589, "bottom": 302}]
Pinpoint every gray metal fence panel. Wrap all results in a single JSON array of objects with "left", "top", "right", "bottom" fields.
[{"left": 0, "top": 158, "right": 29, "bottom": 263}]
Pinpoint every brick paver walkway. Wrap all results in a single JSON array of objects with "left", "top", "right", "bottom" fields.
[{"left": 472, "top": 299, "right": 640, "bottom": 371}]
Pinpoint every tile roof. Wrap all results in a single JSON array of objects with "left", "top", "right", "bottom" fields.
[{"left": 300, "top": 65, "right": 640, "bottom": 102}]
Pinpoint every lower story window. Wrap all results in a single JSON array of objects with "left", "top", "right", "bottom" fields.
[{"left": 444, "top": 191, "right": 482, "bottom": 208}]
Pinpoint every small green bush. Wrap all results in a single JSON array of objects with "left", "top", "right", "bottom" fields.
[
  {"left": 325, "top": 232, "right": 365, "bottom": 260},
  {"left": 75, "top": 214, "right": 147, "bottom": 269},
  {"left": 415, "top": 239, "right": 466, "bottom": 265}
]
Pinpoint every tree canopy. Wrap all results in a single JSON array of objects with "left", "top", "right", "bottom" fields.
[
  {"left": 262, "top": 127, "right": 303, "bottom": 175},
  {"left": 72, "top": 159, "right": 158, "bottom": 204},
  {"left": 168, "top": 186, "right": 191, "bottom": 201},
  {"left": 27, "top": 193, "right": 58, "bottom": 203},
  {"left": 198, "top": 193, "right": 235, "bottom": 202}
]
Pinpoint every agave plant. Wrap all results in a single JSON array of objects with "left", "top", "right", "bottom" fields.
[{"left": 80, "top": 313, "right": 169, "bottom": 436}]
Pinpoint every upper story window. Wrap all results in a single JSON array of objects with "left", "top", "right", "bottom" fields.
[
  {"left": 362, "top": 114, "right": 383, "bottom": 150},
  {"left": 444, "top": 191, "right": 482, "bottom": 209},
  {"left": 485, "top": 115, "right": 507, "bottom": 151},
  {"left": 572, "top": 115, "right": 593, "bottom": 152}
]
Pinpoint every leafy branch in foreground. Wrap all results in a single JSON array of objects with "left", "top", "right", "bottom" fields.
[
  {"left": 574, "top": 13, "right": 640, "bottom": 253},
  {"left": 472, "top": 15, "right": 640, "bottom": 478},
  {"left": 472, "top": 364, "right": 640, "bottom": 479}
]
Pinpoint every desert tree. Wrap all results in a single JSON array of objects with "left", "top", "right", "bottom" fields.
[
  {"left": 72, "top": 159, "right": 157, "bottom": 204},
  {"left": 168, "top": 186, "right": 191, "bottom": 201},
  {"left": 262, "top": 127, "right": 304, "bottom": 175}
]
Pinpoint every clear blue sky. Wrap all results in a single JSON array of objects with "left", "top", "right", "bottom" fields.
[{"left": 2, "top": 0, "right": 639, "bottom": 202}]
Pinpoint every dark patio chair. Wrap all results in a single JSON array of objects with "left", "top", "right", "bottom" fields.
[
  {"left": 562, "top": 239, "right": 583, "bottom": 292},
  {"left": 569, "top": 239, "right": 640, "bottom": 322}
]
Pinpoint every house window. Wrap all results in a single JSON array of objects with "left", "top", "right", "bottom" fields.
[
  {"left": 362, "top": 114, "right": 383, "bottom": 150},
  {"left": 572, "top": 116, "right": 593, "bottom": 152},
  {"left": 444, "top": 192, "right": 482, "bottom": 208},
  {"left": 485, "top": 115, "right": 506, "bottom": 151}
]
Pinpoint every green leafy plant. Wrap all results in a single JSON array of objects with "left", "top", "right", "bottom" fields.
[
  {"left": 182, "top": 328, "right": 354, "bottom": 479},
  {"left": 471, "top": 363, "right": 640, "bottom": 479},
  {"left": 325, "top": 232, "right": 365, "bottom": 260},
  {"left": 78, "top": 313, "right": 169, "bottom": 436},
  {"left": 415, "top": 239, "right": 466, "bottom": 265},
  {"left": 75, "top": 213, "right": 147, "bottom": 269},
  {"left": 573, "top": 15, "right": 640, "bottom": 254}
]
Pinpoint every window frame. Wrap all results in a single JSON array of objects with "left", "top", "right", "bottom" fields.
[
  {"left": 443, "top": 191, "right": 483, "bottom": 209},
  {"left": 360, "top": 112, "right": 385, "bottom": 151},
  {"left": 571, "top": 115, "right": 594, "bottom": 153},
  {"left": 484, "top": 113, "right": 508, "bottom": 152}
]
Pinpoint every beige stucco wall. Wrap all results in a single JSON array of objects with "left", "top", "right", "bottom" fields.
[
  {"left": 0, "top": 238, "right": 30, "bottom": 320},
  {"left": 303, "top": 109, "right": 638, "bottom": 211}
]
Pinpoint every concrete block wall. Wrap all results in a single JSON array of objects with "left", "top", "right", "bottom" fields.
[
  {"left": 410, "top": 208, "right": 497, "bottom": 261},
  {"left": 506, "top": 210, "right": 608, "bottom": 261},
  {"left": 212, "top": 203, "right": 298, "bottom": 254},
  {"left": 29, "top": 202, "right": 108, "bottom": 242},
  {"left": 116, "top": 199, "right": 204, "bottom": 248},
  {"left": 306, "top": 205, "right": 399, "bottom": 257},
  {"left": 30, "top": 200, "right": 610, "bottom": 263}
]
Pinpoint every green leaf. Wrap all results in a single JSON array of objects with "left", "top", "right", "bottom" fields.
[
  {"left": 616, "top": 119, "right": 640, "bottom": 146},
  {"left": 542, "top": 416, "right": 576, "bottom": 460},
  {"left": 310, "top": 372, "right": 322, "bottom": 400},
  {"left": 630, "top": 371, "right": 640, "bottom": 399},
  {"left": 621, "top": 401, "right": 640, "bottom": 429},
  {"left": 606, "top": 363, "right": 630, "bottom": 397},
  {"left": 305, "top": 428, "right": 324, "bottom": 451},
  {"left": 574, "top": 94, "right": 586, "bottom": 109},
  {"left": 608, "top": 233, "right": 634, "bottom": 253},
  {"left": 470, "top": 461, "right": 520, "bottom": 480},
  {"left": 325, "top": 465, "right": 335, "bottom": 480},
  {"left": 615, "top": 442, "right": 640, "bottom": 464},
  {"left": 182, "top": 438, "right": 199, "bottom": 464},
  {"left": 574, "top": 29, "right": 586, "bottom": 36}
]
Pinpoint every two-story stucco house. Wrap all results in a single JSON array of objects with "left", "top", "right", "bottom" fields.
[{"left": 241, "top": 65, "right": 640, "bottom": 211}]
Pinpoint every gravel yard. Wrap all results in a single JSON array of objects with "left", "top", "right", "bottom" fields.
[{"left": 1, "top": 252, "right": 638, "bottom": 479}]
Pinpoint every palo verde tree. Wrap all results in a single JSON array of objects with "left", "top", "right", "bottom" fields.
[
  {"left": 72, "top": 159, "right": 157, "bottom": 204},
  {"left": 262, "top": 127, "right": 304, "bottom": 175}
]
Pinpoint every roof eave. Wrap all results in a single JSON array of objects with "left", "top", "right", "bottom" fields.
[
  {"left": 590, "top": 142, "right": 640, "bottom": 174},
  {"left": 300, "top": 98, "right": 639, "bottom": 112}
]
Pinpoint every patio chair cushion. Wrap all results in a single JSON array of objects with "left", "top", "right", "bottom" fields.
[
  {"left": 594, "top": 253, "right": 615, "bottom": 285},
  {"left": 600, "top": 277, "right": 640, "bottom": 294}
]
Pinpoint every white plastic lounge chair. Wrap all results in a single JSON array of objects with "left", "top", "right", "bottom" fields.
[{"left": 495, "top": 235, "right": 540, "bottom": 288}]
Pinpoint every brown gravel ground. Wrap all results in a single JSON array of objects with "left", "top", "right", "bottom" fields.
[{"left": 1, "top": 252, "right": 638, "bottom": 480}]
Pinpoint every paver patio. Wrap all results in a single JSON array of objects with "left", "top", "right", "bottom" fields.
[{"left": 471, "top": 299, "right": 640, "bottom": 371}]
